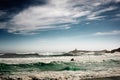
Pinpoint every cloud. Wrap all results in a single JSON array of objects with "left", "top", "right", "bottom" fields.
[
  {"left": 0, "top": 0, "right": 48, "bottom": 22},
  {"left": 94, "top": 30, "right": 120, "bottom": 36},
  {"left": 0, "top": 0, "right": 120, "bottom": 35},
  {"left": 3, "top": 0, "right": 90, "bottom": 34},
  {"left": 0, "top": 11, "right": 6, "bottom": 16},
  {"left": 115, "top": 0, "right": 120, "bottom": 2},
  {"left": 116, "top": 14, "right": 120, "bottom": 17},
  {"left": 0, "top": 22, "right": 6, "bottom": 29},
  {"left": 92, "top": 2, "right": 102, "bottom": 7},
  {"left": 87, "top": 6, "right": 117, "bottom": 20}
]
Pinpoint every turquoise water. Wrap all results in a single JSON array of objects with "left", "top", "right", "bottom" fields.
[{"left": 0, "top": 59, "right": 120, "bottom": 74}]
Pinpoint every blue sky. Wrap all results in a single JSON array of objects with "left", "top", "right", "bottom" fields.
[{"left": 0, "top": 0, "right": 120, "bottom": 52}]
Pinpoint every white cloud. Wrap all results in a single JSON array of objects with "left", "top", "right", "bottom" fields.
[
  {"left": 92, "top": 2, "right": 102, "bottom": 6},
  {"left": 86, "top": 22, "right": 90, "bottom": 24},
  {"left": 87, "top": 6, "right": 117, "bottom": 20},
  {"left": 94, "top": 30, "right": 120, "bottom": 36},
  {"left": 6, "top": 0, "right": 91, "bottom": 34},
  {"left": 0, "top": 0, "right": 118, "bottom": 35},
  {"left": 87, "top": 16, "right": 105, "bottom": 20}
]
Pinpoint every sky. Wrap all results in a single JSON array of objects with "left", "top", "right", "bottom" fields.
[{"left": 0, "top": 0, "right": 120, "bottom": 52}]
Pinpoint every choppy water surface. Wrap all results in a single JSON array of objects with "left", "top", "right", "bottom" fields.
[
  {"left": 0, "top": 53, "right": 120, "bottom": 64},
  {"left": 0, "top": 53, "right": 119, "bottom": 72}
]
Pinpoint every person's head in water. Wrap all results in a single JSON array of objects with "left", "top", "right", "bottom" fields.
[{"left": 71, "top": 58, "right": 74, "bottom": 61}]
